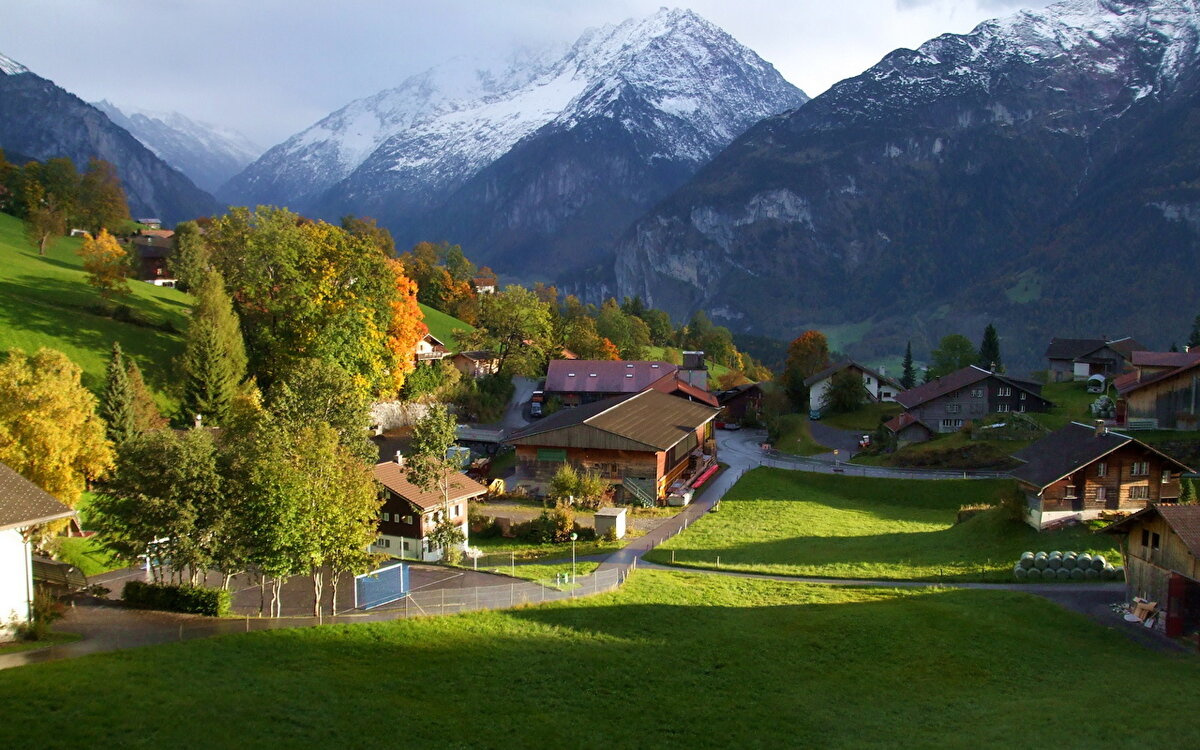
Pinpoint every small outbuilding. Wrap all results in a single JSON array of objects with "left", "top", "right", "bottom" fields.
[
  {"left": 594, "top": 507, "right": 627, "bottom": 540},
  {"left": 1, "top": 462, "right": 75, "bottom": 641},
  {"left": 1102, "top": 504, "right": 1200, "bottom": 637}
]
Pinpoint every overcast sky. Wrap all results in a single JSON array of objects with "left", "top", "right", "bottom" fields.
[{"left": 0, "top": 0, "right": 1053, "bottom": 148}]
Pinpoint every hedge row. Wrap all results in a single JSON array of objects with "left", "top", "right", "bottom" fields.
[{"left": 124, "top": 580, "right": 231, "bottom": 617}]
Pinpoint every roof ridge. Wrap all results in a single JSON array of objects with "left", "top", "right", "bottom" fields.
[{"left": 583, "top": 389, "right": 651, "bottom": 425}]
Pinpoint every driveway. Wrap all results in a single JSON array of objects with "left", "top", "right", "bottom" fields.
[
  {"left": 808, "top": 420, "right": 863, "bottom": 460},
  {"left": 501, "top": 376, "right": 537, "bottom": 431}
]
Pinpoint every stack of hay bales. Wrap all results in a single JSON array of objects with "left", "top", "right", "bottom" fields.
[{"left": 1013, "top": 551, "right": 1123, "bottom": 581}]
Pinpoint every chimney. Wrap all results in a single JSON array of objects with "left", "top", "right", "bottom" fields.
[
  {"left": 194, "top": 414, "right": 202, "bottom": 429},
  {"left": 1094, "top": 420, "right": 1106, "bottom": 438},
  {"left": 395, "top": 451, "right": 404, "bottom": 467}
]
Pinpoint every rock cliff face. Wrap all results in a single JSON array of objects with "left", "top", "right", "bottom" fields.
[
  {"left": 0, "top": 53, "right": 219, "bottom": 224},
  {"left": 222, "top": 8, "right": 807, "bottom": 276},
  {"left": 613, "top": 0, "right": 1200, "bottom": 366}
]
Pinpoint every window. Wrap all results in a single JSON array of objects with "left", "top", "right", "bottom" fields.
[
  {"left": 382, "top": 512, "right": 391, "bottom": 522},
  {"left": 945, "top": 403, "right": 961, "bottom": 414},
  {"left": 402, "top": 541, "right": 410, "bottom": 551},
  {"left": 1020, "top": 392, "right": 1026, "bottom": 400},
  {"left": 1141, "top": 529, "right": 1150, "bottom": 547},
  {"left": 997, "top": 404, "right": 1010, "bottom": 413},
  {"left": 1152, "top": 532, "right": 1161, "bottom": 550},
  {"left": 998, "top": 386, "right": 1012, "bottom": 397},
  {"left": 1162, "top": 470, "right": 1172, "bottom": 484},
  {"left": 1129, "top": 485, "right": 1149, "bottom": 500},
  {"left": 376, "top": 538, "right": 390, "bottom": 549},
  {"left": 971, "top": 388, "right": 983, "bottom": 398},
  {"left": 403, "top": 515, "right": 413, "bottom": 525},
  {"left": 452, "top": 504, "right": 460, "bottom": 518},
  {"left": 1096, "top": 462, "right": 1106, "bottom": 478},
  {"left": 940, "top": 418, "right": 963, "bottom": 429},
  {"left": 1131, "top": 461, "right": 1149, "bottom": 477},
  {"left": 1096, "top": 487, "right": 1106, "bottom": 503}
]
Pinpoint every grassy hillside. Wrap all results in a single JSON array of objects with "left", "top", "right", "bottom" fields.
[
  {"left": 2, "top": 571, "right": 1198, "bottom": 747},
  {"left": 644, "top": 345, "right": 732, "bottom": 378},
  {"left": 419, "top": 302, "right": 474, "bottom": 347},
  {"left": 0, "top": 213, "right": 190, "bottom": 409},
  {"left": 648, "top": 469, "right": 1117, "bottom": 581}
]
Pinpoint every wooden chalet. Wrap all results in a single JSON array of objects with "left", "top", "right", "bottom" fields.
[
  {"left": 452, "top": 350, "right": 500, "bottom": 379},
  {"left": 1103, "top": 504, "right": 1200, "bottom": 637},
  {"left": 885, "top": 365, "right": 1051, "bottom": 444},
  {"left": 1044, "top": 337, "right": 1140, "bottom": 383},
  {"left": 717, "top": 382, "right": 764, "bottom": 425},
  {"left": 414, "top": 333, "right": 450, "bottom": 365},
  {"left": 505, "top": 389, "right": 719, "bottom": 505},
  {"left": 1011, "top": 422, "right": 1193, "bottom": 530},
  {"left": 371, "top": 459, "right": 488, "bottom": 562}
]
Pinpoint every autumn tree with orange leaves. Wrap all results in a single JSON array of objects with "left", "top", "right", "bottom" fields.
[
  {"left": 386, "top": 258, "right": 427, "bottom": 393},
  {"left": 783, "top": 330, "right": 830, "bottom": 409}
]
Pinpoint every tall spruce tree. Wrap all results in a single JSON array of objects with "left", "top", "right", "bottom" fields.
[
  {"left": 182, "top": 270, "right": 248, "bottom": 426},
  {"left": 1190, "top": 313, "right": 1200, "bottom": 350},
  {"left": 900, "top": 341, "right": 915, "bottom": 389},
  {"left": 100, "top": 342, "right": 136, "bottom": 445},
  {"left": 126, "top": 360, "right": 166, "bottom": 432},
  {"left": 978, "top": 324, "right": 1002, "bottom": 372}
]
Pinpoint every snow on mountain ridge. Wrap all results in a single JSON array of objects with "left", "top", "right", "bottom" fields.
[
  {"left": 0, "top": 51, "right": 28, "bottom": 76},
  {"left": 223, "top": 7, "right": 805, "bottom": 213}
]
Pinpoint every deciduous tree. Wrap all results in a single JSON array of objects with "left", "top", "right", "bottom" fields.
[
  {"left": 384, "top": 258, "right": 426, "bottom": 394},
  {"left": 783, "top": 330, "right": 830, "bottom": 409},
  {"left": 929, "top": 334, "right": 978, "bottom": 378},
  {"left": 0, "top": 348, "right": 113, "bottom": 516},
  {"left": 77, "top": 158, "right": 130, "bottom": 236},
  {"left": 821, "top": 369, "right": 867, "bottom": 414},
  {"left": 77, "top": 229, "right": 131, "bottom": 299}
]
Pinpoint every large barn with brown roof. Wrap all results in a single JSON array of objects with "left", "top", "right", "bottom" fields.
[{"left": 505, "top": 389, "right": 719, "bottom": 505}]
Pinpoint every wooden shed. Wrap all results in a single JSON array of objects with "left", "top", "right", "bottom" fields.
[{"left": 1103, "top": 504, "right": 1200, "bottom": 637}]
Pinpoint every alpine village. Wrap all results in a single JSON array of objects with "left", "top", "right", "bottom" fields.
[{"left": 4, "top": 2, "right": 1200, "bottom": 747}]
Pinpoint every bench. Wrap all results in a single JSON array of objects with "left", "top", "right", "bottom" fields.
[{"left": 31, "top": 556, "right": 89, "bottom": 591}]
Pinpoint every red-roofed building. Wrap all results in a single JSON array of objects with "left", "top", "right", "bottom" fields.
[{"left": 545, "top": 360, "right": 678, "bottom": 406}]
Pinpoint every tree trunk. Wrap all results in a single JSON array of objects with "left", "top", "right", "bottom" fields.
[
  {"left": 330, "top": 573, "right": 339, "bottom": 617},
  {"left": 271, "top": 577, "right": 283, "bottom": 618},
  {"left": 311, "top": 568, "right": 323, "bottom": 618},
  {"left": 258, "top": 573, "right": 266, "bottom": 617}
]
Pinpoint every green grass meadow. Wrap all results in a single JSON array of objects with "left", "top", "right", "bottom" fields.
[
  {"left": 646, "top": 469, "right": 1119, "bottom": 581},
  {"left": 772, "top": 413, "right": 830, "bottom": 456},
  {"left": 0, "top": 213, "right": 190, "bottom": 409},
  {"left": 419, "top": 302, "right": 474, "bottom": 346},
  {"left": 2, "top": 570, "right": 1197, "bottom": 748}
]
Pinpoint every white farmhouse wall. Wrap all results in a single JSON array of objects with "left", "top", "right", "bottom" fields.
[{"left": 0, "top": 528, "right": 31, "bottom": 641}]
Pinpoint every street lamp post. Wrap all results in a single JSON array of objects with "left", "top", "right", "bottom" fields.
[{"left": 570, "top": 531, "right": 578, "bottom": 582}]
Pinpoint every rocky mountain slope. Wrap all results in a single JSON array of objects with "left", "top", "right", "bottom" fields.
[
  {"left": 93, "top": 101, "right": 260, "bottom": 193},
  {"left": 0, "top": 52, "right": 219, "bottom": 224},
  {"left": 613, "top": 0, "right": 1200, "bottom": 368},
  {"left": 223, "top": 8, "right": 807, "bottom": 275}
]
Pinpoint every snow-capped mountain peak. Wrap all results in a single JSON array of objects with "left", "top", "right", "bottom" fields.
[
  {"left": 222, "top": 7, "right": 806, "bottom": 223},
  {"left": 0, "top": 51, "right": 29, "bottom": 76}
]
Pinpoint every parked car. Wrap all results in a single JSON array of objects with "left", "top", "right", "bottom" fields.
[
  {"left": 530, "top": 401, "right": 543, "bottom": 418},
  {"left": 809, "top": 409, "right": 822, "bottom": 420},
  {"left": 858, "top": 434, "right": 872, "bottom": 449}
]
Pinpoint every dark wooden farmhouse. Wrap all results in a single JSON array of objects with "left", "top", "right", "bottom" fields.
[
  {"left": 717, "top": 382, "right": 764, "bottom": 425},
  {"left": 371, "top": 459, "right": 487, "bottom": 562},
  {"left": 505, "top": 389, "right": 719, "bottom": 505},
  {"left": 1103, "top": 504, "right": 1200, "bottom": 637},
  {"left": 884, "top": 365, "right": 1052, "bottom": 444},
  {"left": 1044, "top": 337, "right": 1140, "bottom": 383},
  {"left": 1011, "top": 422, "right": 1192, "bottom": 529}
]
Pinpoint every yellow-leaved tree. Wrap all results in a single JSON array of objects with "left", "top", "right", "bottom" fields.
[
  {"left": 386, "top": 258, "right": 426, "bottom": 394},
  {"left": 77, "top": 228, "right": 131, "bottom": 300},
  {"left": 0, "top": 348, "right": 113, "bottom": 525}
]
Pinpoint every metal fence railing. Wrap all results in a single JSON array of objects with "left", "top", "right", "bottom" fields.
[{"left": 758, "top": 449, "right": 1011, "bottom": 480}]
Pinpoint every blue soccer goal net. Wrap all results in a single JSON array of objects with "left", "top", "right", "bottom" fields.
[{"left": 354, "top": 562, "right": 409, "bottom": 610}]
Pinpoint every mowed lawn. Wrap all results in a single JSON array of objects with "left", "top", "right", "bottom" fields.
[
  {"left": 0, "top": 213, "right": 190, "bottom": 406},
  {"left": 2, "top": 571, "right": 1198, "bottom": 748},
  {"left": 645, "top": 469, "right": 1119, "bottom": 581},
  {"left": 418, "top": 302, "right": 474, "bottom": 345}
]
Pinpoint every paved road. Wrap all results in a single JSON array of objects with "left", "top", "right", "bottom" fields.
[
  {"left": 808, "top": 420, "right": 863, "bottom": 460},
  {"left": 501, "top": 376, "right": 537, "bottom": 432},
  {"left": 718, "top": 426, "right": 1009, "bottom": 480}
]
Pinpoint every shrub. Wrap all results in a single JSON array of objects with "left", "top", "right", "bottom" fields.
[
  {"left": 517, "top": 506, "right": 577, "bottom": 544},
  {"left": 572, "top": 524, "right": 597, "bottom": 542},
  {"left": 124, "top": 581, "right": 231, "bottom": 616},
  {"left": 956, "top": 503, "right": 993, "bottom": 524},
  {"left": 14, "top": 589, "right": 65, "bottom": 641}
]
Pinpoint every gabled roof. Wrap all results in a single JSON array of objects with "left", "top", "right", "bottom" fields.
[
  {"left": 803, "top": 359, "right": 902, "bottom": 390},
  {"left": 650, "top": 376, "right": 719, "bottom": 407},
  {"left": 545, "top": 359, "right": 677, "bottom": 394},
  {"left": 1118, "top": 356, "right": 1200, "bottom": 396},
  {"left": 373, "top": 463, "right": 488, "bottom": 511},
  {"left": 0, "top": 462, "right": 75, "bottom": 532},
  {"left": 507, "top": 389, "right": 718, "bottom": 452},
  {"left": 421, "top": 332, "right": 447, "bottom": 347},
  {"left": 894, "top": 365, "right": 1045, "bottom": 410},
  {"left": 1044, "top": 338, "right": 1108, "bottom": 361},
  {"left": 455, "top": 350, "right": 497, "bottom": 361},
  {"left": 1102, "top": 504, "right": 1200, "bottom": 557},
  {"left": 1010, "top": 422, "right": 1193, "bottom": 490},
  {"left": 883, "top": 412, "right": 929, "bottom": 434},
  {"left": 717, "top": 382, "right": 762, "bottom": 404},
  {"left": 1108, "top": 337, "right": 1143, "bottom": 359}
]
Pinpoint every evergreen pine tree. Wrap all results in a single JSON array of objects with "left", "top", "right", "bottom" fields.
[
  {"left": 182, "top": 270, "right": 248, "bottom": 425},
  {"left": 127, "top": 360, "right": 166, "bottom": 432},
  {"left": 900, "top": 341, "right": 915, "bottom": 389},
  {"left": 978, "top": 324, "right": 1002, "bottom": 372},
  {"left": 100, "top": 342, "right": 135, "bottom": 445},
  {"left": 1181, "top": 478, "right": 1197, "bottom": 505},
  {"left": 1190, "top": 314, "right": 1200, "bottom": 349},
  {"left": 1170, "top": 342, "right": 1180, "bottom": 353}
]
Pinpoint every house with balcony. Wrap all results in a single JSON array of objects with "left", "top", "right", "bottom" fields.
[
  {"left": 1011, "top": 421, "right": 1192, "bottom": 530},
  {"left": 505, "top": 389, "right": 719, "bottom": 505},
  {"left": 371, "top": 459, "right": 488, "bottom": 562},
  {"left": 414, "top": 333, "right": 450, "bottom": 365},
  {"left": 884, "top": 365, "right": 1052, "bottom": 443}
]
